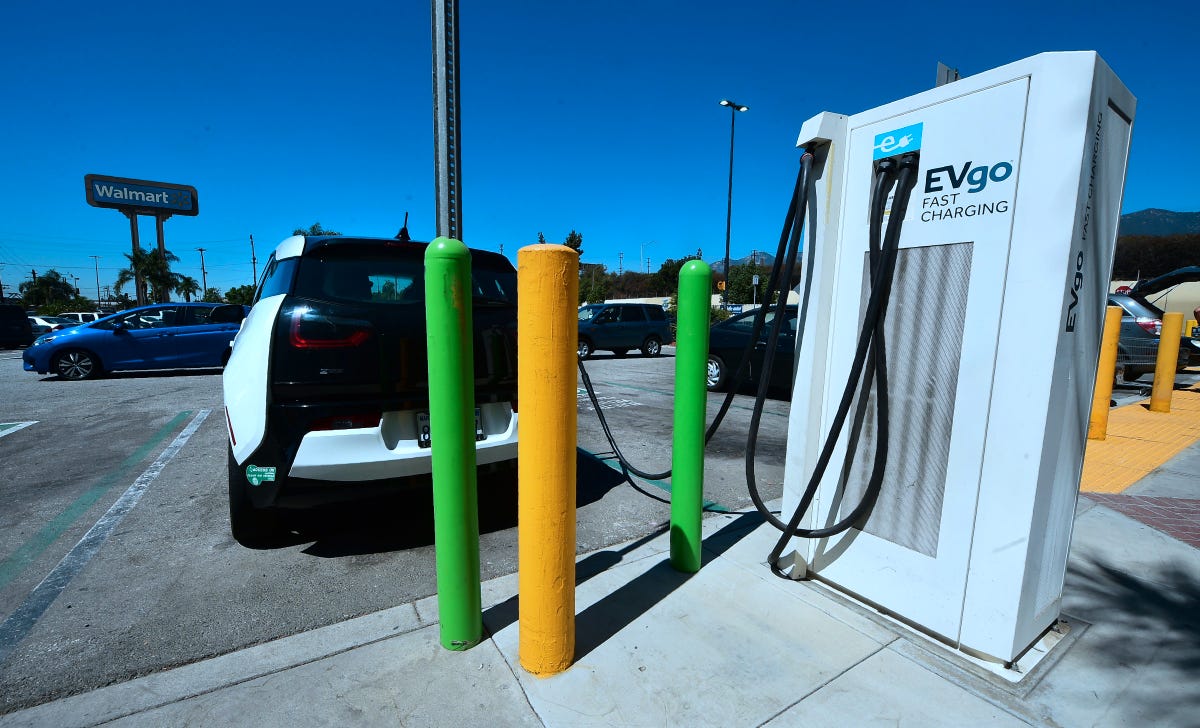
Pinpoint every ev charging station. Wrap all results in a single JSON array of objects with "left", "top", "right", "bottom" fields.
[{"left": 780, "top": 52, "right": 1135, "bottom": 664}]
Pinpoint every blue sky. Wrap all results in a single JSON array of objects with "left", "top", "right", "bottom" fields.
[{"left": 1, "top": 1, "right": 1196, "bottom": 300}]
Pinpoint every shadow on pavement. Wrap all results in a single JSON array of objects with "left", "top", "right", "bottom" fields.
[
  {"left": 294, "top": 449, "right": 629, "bottom": 558},
  {"left": 1067, "top": 556, "right": 1200, "bottom": 709},
  {"left": 482, "top": 511, "right": 764, "bottom": 664}
]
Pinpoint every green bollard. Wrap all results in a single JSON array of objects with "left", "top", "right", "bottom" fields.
[
  {"left": 670, "top": 260, "right": 712, "bottom": 572},
  {"left": 424, "top": 237, "right": 483, "bottom": 649}
]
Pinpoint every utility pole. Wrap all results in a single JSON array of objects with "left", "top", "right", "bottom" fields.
[
  {"left": 0, "top": 264, "right": 5, "bottom": 302},
  {"left": 89, "top": 255, "right": 101, "bottom": 304},
  {"left": 197, "top": 248, "right": 208, "bottom": 296},
  {"left": 249, "top": 234, "right": 258, "bottom": 284},
  {"left": 618, "top": 252, "right": 623, "bottom": 275},
  {"left": 432, "top": 0, "right": 462, "bottom": 240}
]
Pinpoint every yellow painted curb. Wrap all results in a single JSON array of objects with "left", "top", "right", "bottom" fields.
[{"left": 1080, "top": 384, "right": 1200, "bottom": 493}]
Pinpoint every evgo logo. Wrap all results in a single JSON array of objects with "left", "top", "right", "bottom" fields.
[{"left": 873, "top": 123, "right": 923, "bottom": 160}]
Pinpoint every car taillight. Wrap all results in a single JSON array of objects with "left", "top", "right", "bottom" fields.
[
  {"left": 289, "top": 309, "right": 372, "bottom": 349},
  {"left": 1135, "top": 317, "right": 1161, "bottom": 335},
  {"left": 309, "top": 411, "right": 382, "bottom": 431}
]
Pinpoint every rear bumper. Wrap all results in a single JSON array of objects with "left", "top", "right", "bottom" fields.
[{"left": 288, "top": 402, "right": 517, "bottom": 481}]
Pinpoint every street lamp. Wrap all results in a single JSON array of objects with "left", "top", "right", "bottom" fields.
[{"left": 719, "top": 99, "right": 748, "bottom": 308}]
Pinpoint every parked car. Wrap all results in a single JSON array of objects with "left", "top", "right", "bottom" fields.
[
  {"left": 28, "top": 315, "right": 80, "bottom": 332},
  {"left": 1107, "top": 293, "right": 1192, "bottom": 381},
  {"left": 0, "top": 304, "right": 34, "bottom": 348},
  {"left": 22, "top": 303, "right": 248, "bottom": 380},
  {"left": 706, "top": 305, "right": 798, "bottom": 396},
  {"left": 1127, "top": 266, "right": 1200, "bottom": 366},
  {"left": 222, "top": 234, "right": 519, "bottom": 546},
  {"left": 577, "top": 302, "right": 672, "bottom": 358},
  {"left": 59, "top": 311, "right": 105, "bottom": 324}
]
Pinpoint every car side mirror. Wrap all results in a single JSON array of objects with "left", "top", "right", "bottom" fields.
[
  {"left": 210, "top": 304, "right": 247, "bottom": 325},
  {"left": 112, "top": 321, "right": 128, "bottom": 332}
]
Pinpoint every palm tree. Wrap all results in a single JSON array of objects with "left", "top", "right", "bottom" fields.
[
  {"left": 175, "top": 275, "right": 200, "bottom": 302},
  {"left": 19, "top": 270, "right": 76, "bottom": 309},
  {"left": 115, "top": 248, "right": 182, "bottom": 305}
]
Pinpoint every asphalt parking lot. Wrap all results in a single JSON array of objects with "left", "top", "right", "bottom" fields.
[{"left": 0, "top": 346, "right": 789, "bottom": 714}]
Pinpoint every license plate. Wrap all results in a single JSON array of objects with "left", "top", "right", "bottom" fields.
[{"left": 417, "top": 409, "right": 485, "bottom": 448}]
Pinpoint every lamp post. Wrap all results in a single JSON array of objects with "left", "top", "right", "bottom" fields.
[{"left": 719, "top": 99, "right": 748, "bottom": 308}]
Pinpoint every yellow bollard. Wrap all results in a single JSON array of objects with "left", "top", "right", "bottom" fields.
[
  {"left": 517, "top": 244, "right": 578, "bottom": 676},
  {"left": 1088, "top": 306, "right": 1123, "bottom": 440},
  {"left": 1149, "top": 312, "right": 1184, "bottom": 413}
]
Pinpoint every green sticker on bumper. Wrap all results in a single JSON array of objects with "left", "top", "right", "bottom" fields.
[{"left": 246, "top": 465, "right": 277, "bottom": 486}]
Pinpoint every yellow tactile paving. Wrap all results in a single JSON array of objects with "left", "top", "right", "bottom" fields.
[{"left": 1080, "top": 385, "right": 1200, "bottom": 493}]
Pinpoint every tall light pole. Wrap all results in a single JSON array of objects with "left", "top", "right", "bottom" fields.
[
  {"left": 719, "top": 99, "right": 748, "bottom": 308},
  {"left": 89, "top": 255, "right": 101, "bottom": 305},
  {"left": 640, "top": 240, "right": 654, "bottom": 274}
]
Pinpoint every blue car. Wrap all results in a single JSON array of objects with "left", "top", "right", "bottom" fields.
[{"left": 23, "top": 303, "right": 248, "bottom": 380}]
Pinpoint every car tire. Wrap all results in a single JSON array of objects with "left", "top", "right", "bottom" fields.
[
  {"left": 641, "top": 336, "right": 662, "bottom": 357},
  {"left": 612, "top": 348, "right": 628, "bottom": 358},
  {"left": 228, "top": 446, "right": 287, "bottom": 548},
  {"left": 578, "top": 338, "right": 594, "bottom": 359},
  {"left": 706, "top": 355, "right": 727, "bottom": 391},
  {"left": 53, "top": 349, "right": 101, "bottom": 381}
]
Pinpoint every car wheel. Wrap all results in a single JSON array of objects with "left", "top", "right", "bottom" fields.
[
  {"left": 228, "top": 446, "right": 286, "bottom": 548},
  {"left": 706, "top": 355, "right": 727, "bottom": 391},
  {"left": 612, "top": 348, "right": 628, "bottom": 358},
  {"left": 578, "top": 338, "right": 593, "bottom": 359},
  {"left": 53, "top": 349, "right": 100, "bottom": 381},
  {"left": 641, "top": 336, "right": 662, "bottom": 357}
]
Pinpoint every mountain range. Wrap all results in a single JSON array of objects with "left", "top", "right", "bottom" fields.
[{"left": 1118, "top": 209, "right": 1200, "bottom": 237}]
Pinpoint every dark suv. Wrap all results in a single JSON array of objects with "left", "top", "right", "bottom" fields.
[
  {"left": 0, "top": 304, "right": 34, "bottom": 348},
  {"left": 222, "top": 235, "right": 518, "bottom": 546},
  {"left": 1107, "top": 292, "right": 1192, "bottom": 381},
  {"left": 577, "top": 302, "right": 672, "bottom": 358}
]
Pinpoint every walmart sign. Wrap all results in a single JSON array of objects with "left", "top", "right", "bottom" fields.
[{"left": 85, "top": 174, "right": 199, "bottom": 216}]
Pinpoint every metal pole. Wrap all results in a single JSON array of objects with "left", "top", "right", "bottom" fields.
[
  {"left": 1150, "top": 312, "right": 1185, "bottom": 413},
  {"left": 250, "top": 234, "right": 258, "bottom": 285},
  {"left": 719, "top": 100, "right": 747, "bottom": 308},
  {"left": 424, "top": 236, "right": 482, "bottom": 650},
  {"left": 90, "top": 255, "right": 101, "bottom": 304},
  {"left": 671, "top": 260, "right": 711, "bottom": 573},
  {"left": 723, "top": 108, "right": 735, "bottom": 307},
  {"left": 432, "top": 0, "right": 462, "bottom": 241},
  {"left": 197, "top": 248, "right": 208, "bottom": 297},
  {"left": 154, "top": 215, "right": 169, "bottom": 303},
  {"left": 518, "top": 243, "right": 578, "bottom": 676},
  {"left": 1088, "top": 306, "right": 1123, "bottom": 440},
  {"left": 126, "top": 211, "right": 146, "bottom": 306}
]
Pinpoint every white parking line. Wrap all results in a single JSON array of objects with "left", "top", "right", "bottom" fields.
[
  {"left": 0, "top": 409, "right": 210, "bottom": 665},
  {"left": 0, "top": 422, "right": 36, "bottom": 439}
]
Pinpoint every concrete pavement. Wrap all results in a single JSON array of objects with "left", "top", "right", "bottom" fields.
[{"left": 2, "top": 389, "right": 1198, "bottom": 727}]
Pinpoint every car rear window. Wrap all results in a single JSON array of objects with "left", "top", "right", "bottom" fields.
[
  {"left": 646, "top": 306, "right": 667, "bottom": 321},
  {"left": 294, "top": 244, "right": 516, "bottom": 305},
  {"left": 1111, "top": 294, "right": 1164, "bottom": 319}
]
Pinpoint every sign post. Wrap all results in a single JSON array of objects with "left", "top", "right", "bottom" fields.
[{"left": 85, "top": 175, "right": 199, "bottom": 305}]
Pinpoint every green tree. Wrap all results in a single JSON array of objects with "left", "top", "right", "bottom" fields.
[
  {"left": 114, "top": 248, "right": 182, "bottom": 305},
  {"left": 579, "top": 263, "right": 610, "bottom": 304},
  {"left": 564, "top": 230, "right": 583, "bottom": 257},
  {"left": 175, "top": 275, "right": 200, "bottom": 302},
  {"left": 224, "top": 284, "right": 256, "bottom": 305},
  {"left": 726, "top": 262, "right": 770, "bottom": 304},
  {"left": 19, "top": 270, "right": 77, "bottom": 309},
  {"left": 202, "top": 287, "right": 224, "bottom": 303},
  {"left": 293, "top": 222, "right": 342, "bottom": 236},
  {"left": 537, "top": 232, "right": 547, "bottom": 244}
]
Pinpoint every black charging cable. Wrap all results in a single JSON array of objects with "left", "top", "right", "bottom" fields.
[{"left": 765, "top": 153, "right": 919, "bottom": 577}]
